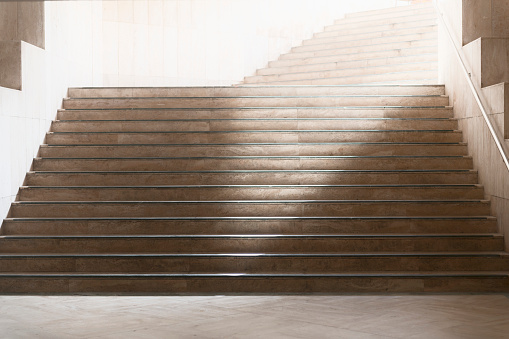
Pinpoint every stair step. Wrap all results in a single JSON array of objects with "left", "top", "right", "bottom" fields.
[
  {"left": 9, "top": 200, "right": 492, "bottom": 218},
  {"left": 246, "top": 62, "right": 438, "bottom": 84},
  {"left": 292, "top": 32, "right": 437, "bottom": 53},
  {"left": 270, "top": 45, "right": 438, "bottom": 69},
  {"left": 50, "top": 118, "right": 457, "bottom": 132},
  {"left": 25, "top": 170, "right": 479, "bottom": 186},
  {"left": 257, "top": 54, "right": 437, "bottom": 76},
  {"left": 46, "top": 130, "right": 463, "bottom": 145},
  {"left": 57, "top": 107, "right": 454, "bottom": 120},
  {"left": 17, "top": 184, "right": 484, "bottom": 201},
  {"left": 342, "top": 3, "right": 433, "bottom": 20},
  {"left": 325, "top": 12, "right": 436, "bottom": 32},
  {"left": 0, "top": 272, "right": 506, "bottom": 293},
  {"left": 1, "top": 217, "right": 497, "bottom": 236},
  {"left": 0, "top": 234, "right": 502, "bottom": 253},
  {"left": 0, "top": 252, "right": 507, "bottom": 273},
  {"left": 32, "top": 155, "right": 472, "bottom": 171},
  {"left": 62, "top": 95, "right": 448, "bottom": 110},
  {"left": 68, "top": 85, "right": 446, "bottom": 98}
]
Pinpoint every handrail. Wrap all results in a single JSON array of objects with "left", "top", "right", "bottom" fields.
[{"left": 433, "top": 0, "right": 509, "bottom": 172}]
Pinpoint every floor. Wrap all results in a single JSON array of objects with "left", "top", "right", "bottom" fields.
[{"left": 1, "top": 294, "right": 509, "bottom": 338}]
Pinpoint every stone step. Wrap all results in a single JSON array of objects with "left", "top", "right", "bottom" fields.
[
  {"left": 32, "top": 156, "right": 472, "bottom": 172},
  {"left": 0, "top": 272, "right": 507, "bottom": 293},
  {"left": 0, "top": 234, "right": 502, "bottom": 253},
  {"left": 68, "top": 85, "right": 445, "bottom": 98},
  {"left": 9, "top": 200, "right": 491, "bottom": 218},
  {"left": 62, "top": 95, "right": 449, "bottom": 110},
  {"left": 257, "top": 53, "right": 436, "bottom": 76},
  {"left": 249, "top": 69, "right": 437, "bottom": 86},
  {"left": 292, "top": 31, "right": 437, "bottom": 53},
  {"left": 17, "top": 184, "right": 484, "bottom": 201},
  {"left": 1, "top": 217, "right": 498, "bottom": 236},
  {"left": 50, "top": 119, "right": 458, "bottom": 133},
  {"left": 342, "top": 3, "right": 433, "bottom": 20},
  {"left": 38, "top": 143, "right": 468, "bottom": 158},
  {"left": 0, "top": 252, "right": 507, "bottom": 273},
  {"left": 269, "top": 45, "right": 437, "bottom": 68},
  {"left": 315, "top": 17, "right": 437, "bottom": 39},
  {"left": 305, "top": 24, "right": 436, "bottom": 47},
  {"left": 245, "top": 61, "right": 438, "bottom": 84},
  {"left": 25, "top": 170, "right": 479, "bottom": 186},
  {"left": 45, "top": 130, "right": 463, "bottom": 145},
  {"left": 57, "top": 107, "right": 453, "bottom": 121},
  {"left": 325, "top": 12, "right": 436, "bottom": 32},
  {"left": 279, "top": 39, "right": 436, "bottom": 60}
]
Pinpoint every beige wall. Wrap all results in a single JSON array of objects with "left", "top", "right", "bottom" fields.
[
  {"left": 462, "top": 0, "right": 509, "bottom": 45},
  {"left": 101, "top": 0, "right": 397, "bottom": 86},
  {"left": 0, "top": 1, "right": 45, "bottom": 49}
]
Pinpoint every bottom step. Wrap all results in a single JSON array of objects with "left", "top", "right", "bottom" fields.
[{"left": 0, "top": 273, "right": 508, "bottom": 294}]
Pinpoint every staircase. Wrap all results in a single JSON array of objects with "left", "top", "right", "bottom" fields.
[{"left": 1, "top": 3, "right": 508, "bottom": 294}]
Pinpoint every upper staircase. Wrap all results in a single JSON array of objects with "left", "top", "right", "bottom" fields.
[{"left": 1, "top": 3, "right": 508, "bottom": 294}]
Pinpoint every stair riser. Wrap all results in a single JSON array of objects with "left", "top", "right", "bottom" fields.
[
  {"left": 280, "top": 39, "right": 436, "bottom": 60},
  {"left": 1, "top": 256, "right": 506, "bottom": 273},
  {"left": 293, "top": 32, "right": 437, "bottom": 53},
  {"left": 32, "top": 157, "right": 472, "bottom": 172},
  {"left": 257, "top": 54, "right": 436, "bottom": 76},
  {"left": 325, "top": 13, "right": 436, "bottom": 32},
  {"left": 25, "top": 172, "right": 479, "bottom": 186},
  {"left": 246, "top": 62, "right": 438, "bottom": 83},
  {"left": 18, "top": 186, "right": 484, "bottom": 202},
  {"left": 0, "top": 237, "right": 502, "bottom": 253},
  {"left": 269, "top": 46, "right": 437, "bottom": 68},
  {"left": 9, "top": 201, "right": 491, "bottom": 218},
  {"left": 337, "top": 6, "right": 435, "bottom": 24},
  {"left": 38, "top": 144, "right": 468, "bottom": 158},
  {"left": 1, "top": 218, "right": 497, "bottom": 236},
  {"left": 62, "top": 96, "right": 448, "bottom": 110},
  {"left": 50, "top": 120, "right": 458, "bottom": 132},
  {"left": 57, "top": 108, "right": 453, "bottom": 120},
  {"left": 305, "top": 25, "right": 437, "bottom": 47},
  {"left": 0, "top": 276, "right": 507, "bottom": 294},
  {"left": 46, "top": 131, "right": 463, "bottom": 145},
  {"left": 68, "top": 85, "right": 445, "bottom": 98},
  {"left": 251, "top": 70, "right": 437, "bottom": 86}
]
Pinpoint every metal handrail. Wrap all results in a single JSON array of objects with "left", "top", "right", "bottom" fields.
[{"left": 433, "top": 0, "right": 509, "bottom": 172}]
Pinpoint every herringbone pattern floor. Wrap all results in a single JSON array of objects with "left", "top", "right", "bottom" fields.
[{"left": 1, "top": 295, "right": 509, "bottom": 338}]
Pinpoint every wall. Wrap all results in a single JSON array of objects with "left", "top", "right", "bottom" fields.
[
  {"left": 0, "top": 1, "right": 102, "bottom": 221},
  {"left": 102, "top": 0, "right": 397, "bottom": 86},
  {"left": 437, "top": 0, "right": 509, "bottom": 247}
]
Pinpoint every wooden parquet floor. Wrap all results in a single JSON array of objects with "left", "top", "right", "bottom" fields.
[{"left": 1, "top": 295, "right": 509, "bottom": 338}]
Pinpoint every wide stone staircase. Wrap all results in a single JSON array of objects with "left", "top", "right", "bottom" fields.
[{"left": 1, "top": 3, "right": 508, "bottom": 293}]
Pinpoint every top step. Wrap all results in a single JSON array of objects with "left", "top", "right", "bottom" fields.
[
  {"left": 68, "top": 85, "right": 445, "bottom": 99},
  {"left": 340, "top": 3, "right": 434, "bottom": 22}
]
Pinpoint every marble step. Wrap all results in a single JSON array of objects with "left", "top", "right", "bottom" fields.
[
  {"left": 292, "top": 32, "right": 437, "bottom": 53},
  {"left": 1, "top": 217, "right": 498, "bottom": 236},
  {"left": 17, "top": 184, "right": 484, "bottom": 201},
  {"left": 0, "top": 234, "right": 502, "bottom": 253},
  {"left": 9, "top": 200, "right": 492, "bottom": 218},
  {"left": 248, "top": 69, "right": 437, "bottom": 86},
  {"left": 0, "top": 252, "right": 507, "bottom": 273},
  {"left": 57, "top": 107, "right": 454, "bottom": 121},
  {"left": 24, "top": 170, "right": 479, "bottom": 186},
  {"left": 315, "top": 17, "right": 437, "bottom": 39},
  {"left": 37, "top": 143, "right": 468, "bottom": 158},
  {"left": 245, "top": 61, "right": 438, "bottom": 84},
  {"left": 31, "top": 156, "right": 473, "bottom": 171},
  {"left": 342, "top": 3, "right": 433, "bottom": 20},
  {"left": 68, "top": 85, "right": 446, "bottom": 98},
  {"left": 45, "top": 130, "right": 463, "bottom": 145},
  {"left": 304, "top": 24, "right": 436, "bottom": 47},
  {"left": 62, "top": 95, "right": 449, "bottom": 110},
  {"left": 268, "top": 45, "right": 437, "bottom": 68},
  {"left": 50, "top": 118, "right": 458, "bottom": 132},
  {"left": 257, "top": 53, "right": 436, "bottom": 76},
  {"left": 0, "top": 272, "right": 507, "bottom": 293},
  {"left": 279, "top": 39, "right": 436, "bottom": 60},
  {"left": 325, "top": 12, "right": 436, "bottom": 32}
]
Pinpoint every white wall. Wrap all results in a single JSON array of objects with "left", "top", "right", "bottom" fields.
[
  {"left": 102, "top": 0, "right": 398, "bottom": 86},
  {"left": 0, "top": 1, "right": 102, "bottom": 220}
]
